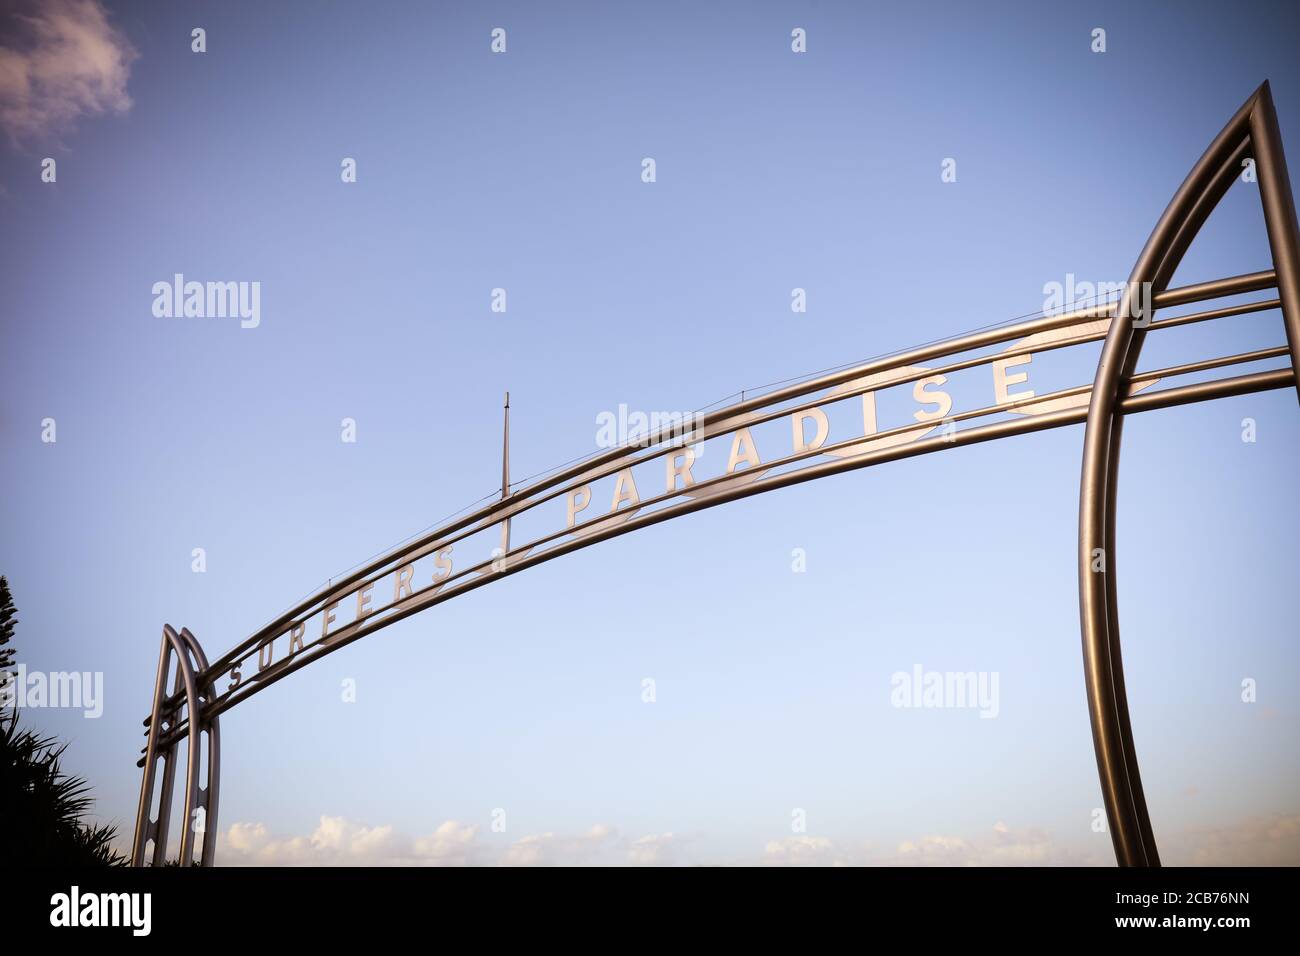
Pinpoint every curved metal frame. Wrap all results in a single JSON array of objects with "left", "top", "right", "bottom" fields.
[
  {"left": 132, "top": 84, "right": 1300, "bottom": 867},
  {"left": 1080, "top": 82, "right": 1300, "bottom": 867},
  {"left": 131, "top": 625, "right": 221, "bottom": 866}
]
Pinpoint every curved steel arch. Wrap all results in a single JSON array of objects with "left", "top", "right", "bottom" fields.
[
  {"left": 1080, "top": 81, "right": 1300, "bottom": 867},
  {"left": 130, "top": 625, "right": 219, "bottom": 866},
  {"left": 133, "top": 84, "right": 1300, "bottom": 867}
]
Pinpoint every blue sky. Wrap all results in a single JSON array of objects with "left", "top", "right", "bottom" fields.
[{"left": 2, "top": 0, "right": 1298, "bottom": 865}]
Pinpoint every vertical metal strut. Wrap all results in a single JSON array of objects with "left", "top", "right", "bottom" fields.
[
  {"left": 179, "top": 627, "right": 222, "bottom": 866},
  {"left": 499, "top": 391, "right": 512, "bottom": 566},
  {"left": 1252, "top": 84, "right": 1300, "bottom": 391},
  {"left": 1079, "top": 81, "right": 1300, "bottom": 867}
]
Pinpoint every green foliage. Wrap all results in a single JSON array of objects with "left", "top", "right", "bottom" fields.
[
  {"left": 0, "top": 576, "right": 15, "bottom": 673},
  {"left": 0, "top": 576, "right": 127, "bottom": 867},
  {"left": 1, "top": 715, "right": 127, "bottom": 865}
]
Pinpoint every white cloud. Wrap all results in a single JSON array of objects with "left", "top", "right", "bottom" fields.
[
  {"left": 225, "top": 821, "right": 269, "bottom": 854},
  {"left": 413, "top": 820, "right": 480, "bottom": 865},
  {"left": 763, "top": 835, "right": 848, "bottom": 867},
  {"left": 217, "top": 818, "right": 631, "bottom": 867},
  {"left": 627, "top": 832, "right": 678, "bottom": 866},
  {"left": 0, "top": 0, "right": 136, "bottom": 145},
  {"left": 217, "top": 816, "right": 479, "bottom": 867},
  {"left": 500, "top": 823, "right": 617, "bottom": 867}
]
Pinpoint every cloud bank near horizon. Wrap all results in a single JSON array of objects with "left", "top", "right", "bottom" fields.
[
  {"left": 215, "top": 817, "right": 682, "bottom": 867},
  {"left": 195, "top": 813, "right": 1300, "bottom": 866}
]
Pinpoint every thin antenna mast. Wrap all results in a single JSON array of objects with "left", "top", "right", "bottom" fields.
[{"left": 498, "top": 392, "right": 511, "bottom": 569}]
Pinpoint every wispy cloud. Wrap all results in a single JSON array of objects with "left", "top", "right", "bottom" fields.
[
  {"left": 1166, "top": 814, "right": 1300, "bottom": 866},
  {"left": 768, "top": 815, "right": 1300, "bottom": 867},
  {"left": 884, "top": 821, "right": 1102, "bottom": 867},
  {"left": 0, "top": 0, "right": 136, "bottom": 146},
  {"left": 759, "top": 826, "right": 1095, "bottom": 867}
]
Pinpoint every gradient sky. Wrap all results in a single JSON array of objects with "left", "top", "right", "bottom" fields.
[{"left": 2, "top": 0, "right": 1298, "bottom": 866}]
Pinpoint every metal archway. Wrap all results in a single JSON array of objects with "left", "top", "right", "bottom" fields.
[{"left": 133, "top": 83, "right": 1300, "bottom": 868}]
